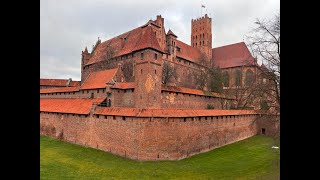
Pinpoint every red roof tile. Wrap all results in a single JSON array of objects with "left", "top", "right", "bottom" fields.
[
  {"left": 40, "top": 98, "right": 105, "bottom": 115},
  {"left": 111, "top": 82, "right": 136, "bottom": 89},
  {"left": 40, "top": 79, "right": 80, "bottom": 87},
  {"left": 212, "top": 42, "right": 256, "bottom": 68},
  {"left": 86, "top": 24, "right": 163, "bottom": 66},
  {"left": 175, "top": 40, "right": 201, "bottom": 62},
  {"left": 80, "top": 68, "right": 118, "bottom": 90},
  {"left": 161, "top": 85, "right": 227, "bottom": 98},
  {"left": 40, "top": 86, "right": 80, "bottom": 94},
  {"left": 94, "top": 107, "right": 260, "bottom": 117}
]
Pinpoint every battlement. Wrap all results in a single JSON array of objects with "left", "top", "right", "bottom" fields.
[{"left": 191, "top": 14, "right": 211, "bottom": 23}]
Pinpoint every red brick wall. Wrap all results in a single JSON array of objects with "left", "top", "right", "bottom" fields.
[
  {"left": 161, "top": 91, "right": 232, "bottom": 109},
  {"left": 40, "top": 112, "right": 259, "bottom": 160}
]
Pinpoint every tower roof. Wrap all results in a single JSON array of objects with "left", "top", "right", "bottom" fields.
[{"left": 167, "top": 29, "right": 177, "bottom": 38}]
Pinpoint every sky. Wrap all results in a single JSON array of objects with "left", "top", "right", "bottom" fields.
[{"left": 40, "top": 0, "right": 280, "bottom": 80}]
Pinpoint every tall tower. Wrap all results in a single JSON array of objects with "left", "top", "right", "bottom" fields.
[{"left": 191, "top": 14, "right": 212, "bottom": 59}]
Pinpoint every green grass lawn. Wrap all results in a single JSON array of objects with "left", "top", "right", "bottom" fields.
[{"left": 40, "top": 135, "right": 279, "bottom": 180}]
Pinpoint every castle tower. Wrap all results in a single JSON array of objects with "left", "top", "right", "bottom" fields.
[
  {"left": 134, "top": 49, "right": 162, "bottom": 109},
  {"left": 191, "top": 14, "right": 212, "bottom": 60},
  {"left": 166, "top": 29, "right": 177, "bottom": 56},
  {"left": 81, "top": 47, "right": 91, "bottom": 82}
]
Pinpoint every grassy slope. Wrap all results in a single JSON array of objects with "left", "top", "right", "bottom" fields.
[{"left": 40, "top": 135, "right": 279, "bottom": 180}]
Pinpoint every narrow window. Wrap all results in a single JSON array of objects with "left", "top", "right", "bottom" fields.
[
  {"left": 141, "top": 53, "right": 144, "bottom": 60},
  {"left": 154, "top": 53, "right": 157, "bottom": 60},
  {"left": 155, "top": 70, "right": 157, "bottom": 74},
  {"left": 113, "top": 115, "right": 116, "bottom": 120},
  {"left": 141, "top": 69, "right": 143, "bottom": 74}
]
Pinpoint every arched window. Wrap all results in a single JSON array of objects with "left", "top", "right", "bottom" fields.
[
  {"left": 223, "top": 72, "right": 229, "bottom": 87},
  {"left": 245, "top": 69, "right": 254, "bottom": 86},
  {"left": 235, "top": 70, "right": 241, "bottom": 87}
]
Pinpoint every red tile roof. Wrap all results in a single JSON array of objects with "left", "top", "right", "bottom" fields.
[
  {"left": 40, "top": 86, "right": 80, "bottom": 94},
  {"left": 212, "top": 42, "right": 256, "bottom": 68},
  {"left": 40, "top": 79, "right": 80, "bottom": 87},
  {"left": 111, "top": 82, "right": 136, "bottom": 89},
  {"left": 80, "top": 68, "right": 118, "bottom": 90},
  {"left": 175, "top": 40, "right": 201, "bottom": 62},
  {"left": 161, "top": 85, "right": 228, "bottom": 98},
  {"left": 40, "top": 98, "right": 105, "bottom": 115},
  {"left": 86, "top": 24, "right": 163, "bottom": 66},
  {"left": 94, "top": 107, "right": 260, "bottom": 117}
]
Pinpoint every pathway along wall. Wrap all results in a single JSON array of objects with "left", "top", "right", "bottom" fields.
[{"left": 40, "top": 112, "right": 260, "bottom": 160}]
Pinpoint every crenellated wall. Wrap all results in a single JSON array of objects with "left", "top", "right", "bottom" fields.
[{"left": 40, "top": 112, "right": 260, "bottom": 161}]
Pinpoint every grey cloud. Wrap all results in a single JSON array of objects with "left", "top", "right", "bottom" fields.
[{"left": 41, "top": 0, "right": 279, "bottom": 80}]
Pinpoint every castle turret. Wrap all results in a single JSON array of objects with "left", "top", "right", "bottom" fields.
[
  {"left": 191, "top": 14, "right": 212, "bottom": 60},
  {"left": 81, "top": 47, "right": 91, "bottom": 82},
  {"left": 134, "top": 49, "right": 162, "bottom": 108},
  {"left": 166, "top": 29, "right": 177, "bottom": 56}
]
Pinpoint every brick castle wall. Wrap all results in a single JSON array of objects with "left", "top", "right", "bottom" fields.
[{"left": 40, "top": 112, "right": 259, "bottom": 160}]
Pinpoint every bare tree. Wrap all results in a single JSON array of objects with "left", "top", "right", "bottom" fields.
[
  {"left": 122, "top": 61, "right": 134, "bottom": 82},
  {"left": 246, "top": 12, "right": 280, "bottom": 114},
  {"left": 162, "top": 61, "right": 177, "bottom": 86}
]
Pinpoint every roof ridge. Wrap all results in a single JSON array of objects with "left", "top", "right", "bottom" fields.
[{"left": 213, "top": 42, "right": 245, "bottom": 49}]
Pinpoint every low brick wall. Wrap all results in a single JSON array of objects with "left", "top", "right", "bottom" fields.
[{"left": 40, "top": 112, "right": 259, "bottom": 160}]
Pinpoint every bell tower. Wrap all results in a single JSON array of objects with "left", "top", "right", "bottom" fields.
[{"left": 191, "top": 14, "right": 212, "bottom": 59}]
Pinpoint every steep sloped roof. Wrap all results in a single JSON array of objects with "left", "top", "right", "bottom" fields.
[
  {"left": 167, "top": 29, "right": 177, "bottom": 37},
  {"left": 80, "top": 68, "right": 118, "bottom": 90},
  {"left": 94, "top": 107, "right": 260, "bottom": 117},
  {"left": 86, "top": 24, "right": 163, "bottom": 66},
  {"left": 212, "top": 42, "right": 256, "bottom": 68},
  {"left": 175, "top": 40, "right": 201, "bottom": 62},
  {"left": 40, "top": 79, "right": 80, "bottom": 87},
  {"left": 40, "top": 98, "right": 105, "bottom": 115}
]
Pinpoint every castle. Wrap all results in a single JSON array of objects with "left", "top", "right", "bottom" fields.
[{"left": 40, "top": 14, "right": 276, "bottom": 160}]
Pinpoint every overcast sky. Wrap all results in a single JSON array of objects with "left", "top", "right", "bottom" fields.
[{"left": 40, "top": 0, "right": 279, "bottom": 80}]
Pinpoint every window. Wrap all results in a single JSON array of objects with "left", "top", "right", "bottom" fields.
[
  {"left": 155, "top": 70, "right": 156, "bottom": 74},
  {"left": 90, "top": 93, "right": 94, "bottom": 98},
  {"left": 235, "top": 70, "right": 241, "bottom": 87},
  {"left": 141, "top": 69, "right": 143, "bottom": 74},
  {"left": 124, "top": 90, "right": 126, "bottom": 93},
  {"left": 97, "top": 89, "right": 99, "bottom": 93},
  {"left": 200, "top": 41, "right": 201, "bottom": 45},
  {"left": 203, "top": 41, "right": 204, "bottom": 45},
  {"left": 154, "top": 53, "right": 157, "bottom": 60},
  {"left": 223, "top": 72, "right": 229, "bottom": 87},
  {"left": 140, "top": 53, "right": 144, "bottom": 60},
  {"left": 166, "top": 54, "right": 168, "bottom": 59},
  {"left": 245, "top": 69, "right": 254, "bottom": 86}
]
